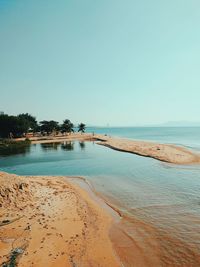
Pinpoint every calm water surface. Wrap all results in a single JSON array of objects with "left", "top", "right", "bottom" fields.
[
  {"left": 1, "top": 127, "right": 200, "bottom": 266},
  {"left": 88, "top": 126, "right": 200, "bottom": 151}
]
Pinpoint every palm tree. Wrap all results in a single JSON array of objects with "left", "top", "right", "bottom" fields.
[{"left": 78, "top": 123, "right": 86, "bottom": 134}]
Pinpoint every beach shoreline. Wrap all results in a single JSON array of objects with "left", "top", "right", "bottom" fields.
[
  {"left": 15, "top": 132, "right": 200, "bottom": 164},
  {"left": 96, "top": 135, "right": 200, "bottom": 165},
  {"left": 0, "top": 172, "right": 122, "bottom": 267},
  {"left": 1, "top": 171, "right": 159, "bottom": 267}
]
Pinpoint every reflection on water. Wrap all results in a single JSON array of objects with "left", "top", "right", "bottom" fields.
[
  {"left": 40, "top": 142, "right": 61, "bottom": 151},
  {"left": 1, "top": 141, "right": 200, "bottom": 266},
  {"left": 40, "top": 141, "right": 86, "bottom": 152},
  {"left": 0, "top": 143, "right": 31, "bottom": 157},
  {"left": 79, "top": 141, "right": 85, "bottom": 150},
  {"left": 40, "top": 142, "right": 75, "bottom": 151},
  {"left": 61, "top": 141, "right": 74, "bottom": 151}
]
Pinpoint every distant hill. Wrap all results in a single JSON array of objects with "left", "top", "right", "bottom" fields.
[
  {"left": 85, "top": 122, "right": 200, "bottom": 128},
  {"left": 160, "top": 121, "right": 200, "bottom": 127}
]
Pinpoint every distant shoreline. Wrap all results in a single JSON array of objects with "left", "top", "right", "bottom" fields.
[{"left": 14, "top": 132, "right": 200, "bottom": 165}]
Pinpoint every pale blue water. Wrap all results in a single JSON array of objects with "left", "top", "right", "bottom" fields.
[
  {"left": 1, "top": 140, "right": 200, "bottom": 214},
  {"left": 1, "top": 127, "right": 200, "bottom": 265},
  {"left": 87, "top": 126, "right": 200, "bottom": 151}
]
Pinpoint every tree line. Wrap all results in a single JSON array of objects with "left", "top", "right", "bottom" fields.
[{"left": 0, "top": 113, "right": 86, "bottom": 138}]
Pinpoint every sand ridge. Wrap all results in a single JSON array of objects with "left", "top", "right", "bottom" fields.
[{"left": 95, "top": 135, "right": 200, "bottom": 164}]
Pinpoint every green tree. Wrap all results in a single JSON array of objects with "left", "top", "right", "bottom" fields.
[
  {"left": 39, "top": 120, "right": 59, "bottom": 135},
  {"left": 18, "top": 113, "right": 38, "bottom": 132},
  {"left": 78, "top": 123, "right": 86, "bottom": 133},
  {"left": 60, "top": 119, "right": 74, "bottom": 135},
  {"left": 0, "top": 114, "right": 29, "bottom": 138}
]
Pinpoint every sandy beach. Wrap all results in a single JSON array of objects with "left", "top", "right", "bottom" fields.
[
  {"left": 94, "top": 135, "right": 200, "bottom": 164},
  {"left": 19, "top": 132, "right": 200, "bottom": 165},
  {"left": 0, "top": 172, "right": 120, "bottom": 267},
  {"left": 1, "top": 135, "right": 200, "bottom": 266}
]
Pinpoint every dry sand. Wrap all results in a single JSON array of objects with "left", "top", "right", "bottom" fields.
[
  {"left": 95, "top": 135, "right": 200, "bottom": 164},
  {"left": 0, "top": 172, "right": 120, "bottom": 267}
]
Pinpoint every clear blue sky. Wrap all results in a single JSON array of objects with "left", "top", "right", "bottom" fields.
[{"left": 0, "top": 0, "right": 199, "bottom": 126}]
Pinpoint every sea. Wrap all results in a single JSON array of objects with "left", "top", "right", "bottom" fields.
[{"left": 1, "top": 127, "right": 200, "bottom": 266}]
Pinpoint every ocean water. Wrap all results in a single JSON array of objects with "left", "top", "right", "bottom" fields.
[
  {"left": 88, "top": 126, "right": 200, "bottom": 151},
  {"left": 1, "top": 127, "right": 200, "bottom": 266}
]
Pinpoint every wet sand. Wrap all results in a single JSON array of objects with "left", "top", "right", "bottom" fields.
[{"left": 0, "top": 172, "right": 120, "bottom": 267}]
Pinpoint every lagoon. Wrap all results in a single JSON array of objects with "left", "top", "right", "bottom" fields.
[{"left": 1, "top": 127, "right": 200, "bottom": 265}]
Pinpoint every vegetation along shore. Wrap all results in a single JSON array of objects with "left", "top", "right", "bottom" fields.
[{"left": 0, "top": 113, "right": 200, "bottom": 165}]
